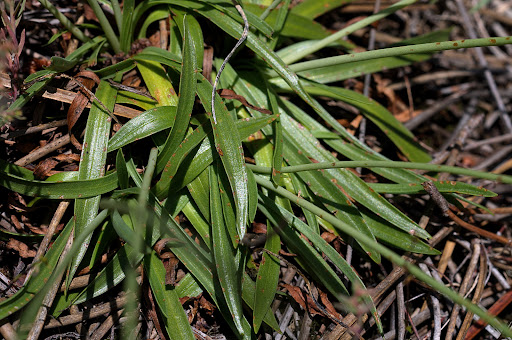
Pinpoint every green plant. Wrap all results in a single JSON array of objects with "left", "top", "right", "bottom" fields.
[
  {"left": 0, "top": 0, "right": 25, "bottom": 123},
  {"left": 1, "top": 0, "right": 512, "bottom": 338}
]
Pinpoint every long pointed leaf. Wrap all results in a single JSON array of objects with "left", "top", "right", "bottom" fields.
[
  {"left": 69, "top": 80, "right": 117, "bottom": 288},
  {"left": 145, "top": 250, "right": 195, "bottom": 340},
  {"left": 155, "top": 16, "right": 198, "bottom": 174},
  {"left": 210, "top": 164, "right": 246, "bottom": 336},
  {"left": 197, "top": 75, "right": 248, "bottom": 241}
]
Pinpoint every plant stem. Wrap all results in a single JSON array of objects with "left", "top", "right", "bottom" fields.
[
  {"left": 272, "top": 36, "right": 512, "bottom": 77},
  {"left": 282, "top": 0, "right": 419, "bottom": 64},
  {"left": 86, "top": 0, "right": 121, "bottom": 54},
  {"left": 110, "top": 0, "right": 123, "bottom": 33},
  {"left": 254, "top": 174, "right": 512, "bottom": 338},
  {"left": 38, "top": 0, "right": 89, "bottom": 43},
  {"left": 247, "top": 161, "right": 512, "bottom": 184},
  {"left": 139, "top": 148, "right": 158, "bottom": 206}
]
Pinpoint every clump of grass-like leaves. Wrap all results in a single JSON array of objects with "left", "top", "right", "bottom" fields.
[{"left": 1, "top": 0, "right": 512, "bottom": 338}]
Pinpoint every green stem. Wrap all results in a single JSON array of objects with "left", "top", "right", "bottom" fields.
[
  {"left": 139, "top": 148, "right": 158, "bottom": 206},
  {"left": 247, "top": 161, "right": 512, "bottom": 184},
  {"left": 111, "top": 0, "right": 123, "bottom": 33},
  {"left": 123, "top": 148, "right": 158, "bottom": 339},
  {"left": 38, "top": 0, "right": 89, "bottom": 42},
  {"left": 254, "top": 174, "right": 512, "bottom": 338},
  {"left": 272, "top": 36, "right": 512, "bottom": 76},
  {"left": 282, "top": 0, "right": 418, "bottom": 64},
  {"left": 86, "top": 0, "right": 122, "bottom": 54}
]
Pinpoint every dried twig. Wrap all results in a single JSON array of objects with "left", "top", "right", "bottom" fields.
[
  {"left": 454, "top": 0, "right": 512, "bottom": 132},
  {"left": 445, "top": 241, "right": 481, "bottom": 340},
  {"left": 25, "top": 201, "right": 70, "bottom": 283},
  {"left": 464, "top": 289, "right": 512, "bottom": 340},
  {"left": 396, "top": 281, "right": 406, "bottom": 340},
  {"left": 44, "top": 296, "right": 127, "bottom": 329},
  {"left": 14, "top": 134, "right": 71, "bottom": 167},
  {"left": 455, "top": 247, "right": 487, "bottom": 340},
  {"left": 1, "top": 72, "right": 142, "bottom": 119},
  {"left": 422, "top": 181, "right": 512, "bottom": 245},
  {"left": 324, "top": 226, "right": 454, "bottom": 340},
  {"left": 27, "top": 228, "right": 74, "bottom": 340}
]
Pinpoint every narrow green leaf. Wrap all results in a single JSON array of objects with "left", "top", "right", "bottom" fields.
[
  {"left": 259, "top": 194, "right": 383, "bottom": 333},
  {"left": 303, "top": 81, "right": 431, "bottom": 162},
  {"left": 253, "top": 226, "right": 280, "bottom": 332},
  {"left": 111, "top": 0, "right": 123, "bottom": 32},
  {"left": 258, "top": 194, "right": 349, "bottom": 298},
  {"left": 87, "top": 219, "right": 117, "bottom": 269},
  {"left": 137, "top": 6, "right": 169, "bottom": 40},
  {"left": 137, "top": 60, "right": 178, "bottom": 106},
  {"left": 368, "top": 181, "right": 497, "bottom": 197},
  {"left": 176, "top": 273, "right": 203, "bottom": 299},
  {"left": 107, "top": 106, "right": 177, "bottom": 152},
  {"left": 132, "top": 47, "right": 182, "bottom": 70},
  {"left": 210, "top": 164, "right": 245, "bottom": 336},
  {"left": 247, "top": 168, "right": 258, "bottom": 223},
  {"left": 155, "top": 16, "right": 198, "bottom": 174},
  {"left": 0, "top": 219, "right": 73, "bottom": 320},
  {"left": 360, "top": 208, "right": 439, "bottom": 255},
  {"left": 290, "top": 0, "right": 352, "bottom": 19},
  {"left": 18, "top": 210, "right": 109, "bottom": 337},
  {"left": 0, "top": 228, "right": 43, "bottom": 242},
  {"left": 95, "top": 59, "right": 136, "bottom": 79},
  {"left": 197, "top": 75, "right": 249, "bottom": 240},
  {"left": 218, "top": 165, "right": 239, "bottom": 247},
  {"left": 181, "top": 199, "right": 211, "bottom": 247},
  {"left": 245, "top": 3, "right": 330, "bottom": 40},
  {"left": 111, "top": 209, "right": 142, "bottom": 249},
  {"left": 168, "top": 8, "right": 204, "bottom": 69},
  {"left": 115, "top": 90, "right": 157, "bottom": 110},
  {"left": 145, "top": 250, "right": 195, "bottom": 340},
  {"left": 155, "top": 113, "right": 278, "bottom": 197},
  {"left": 69, "top": 80, "right": 117, "bottom": 288},
  {"left": 290, "top": 173, "right": 321, "bottom": 234},
  {"left": 116, "top": 149, "right": 129, "bottom": 190},
  {"left": 86, "top": 0, "right": 121, "bottom": 53},
  {"left": 283, "top": 132, "right": 381, "bottom": 261},
  {"left": 38, "top": 0, "right": 89, "bottom": 42},
  {"left": 187, "top": 168, "right": 211, "bottom": 222},
  {"left": 241, "top": 273, "right": 281, "bottom": 332},
  {"left": 267, "top": 86, "right": 283, "bottom": 184},
  {"left": 155, "top": 121, "right": 213, "bottom": 198},
  {"left": 0, "top": 163, "right": 118, "bottom": 199}
]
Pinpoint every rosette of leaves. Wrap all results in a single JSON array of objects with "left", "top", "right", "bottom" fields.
[{"left": 1, "top": 0, "right": 512, "bottom": 338}]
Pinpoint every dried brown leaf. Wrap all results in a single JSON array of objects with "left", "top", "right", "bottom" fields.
[
  {"left": 67, "top": 71, "right": 100, "bottom": 149},
  {"left": 33, "top": 157, "right": 59, "bottom": 179},
  {"left": 7, "top": 238, "right": 36, "bottom": 258},
  {"left": 219, "top": 89, "right": 272, "bottom": 115}
]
